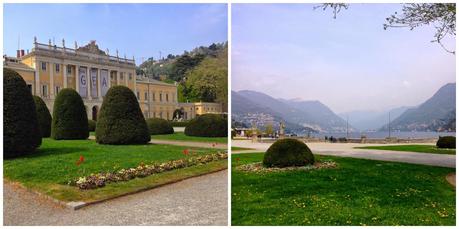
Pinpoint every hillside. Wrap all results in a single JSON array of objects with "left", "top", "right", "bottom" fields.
[
  {"left": 380, "top": 83, "right": 456, "bottom": 131},
  {"left": 232, "top": 90, "right": 350, "bottom": 133}
]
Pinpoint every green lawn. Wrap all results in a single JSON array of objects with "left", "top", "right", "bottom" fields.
[
  {"left": 355, "top": 145, "right": 455, "bottom": 155},
  {"left": 153, "top": 132, "right": 228, "bottom": 144},
  {"left": 232, "top": 153, "right": 455, "bottom": 226},
  {"left": 4, "top": 138, "right": 227, "bottom": 202}
]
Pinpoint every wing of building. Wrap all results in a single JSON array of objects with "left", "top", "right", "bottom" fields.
[{"left": 4, "top": 38, "right": 223, "bottom": 121}]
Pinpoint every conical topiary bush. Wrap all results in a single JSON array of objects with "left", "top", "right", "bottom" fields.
[
  {"left": 51, "top": 88, "right": 89, "bottom": 140},
  {"left": 33, "top": 96, "right": 52, "bottom": 138},
  {"left": 4, "top": 68, "right": 42, "bottom": 158},
  {"left": 96, "top": 86, "right": 150, "bottom": 144}
]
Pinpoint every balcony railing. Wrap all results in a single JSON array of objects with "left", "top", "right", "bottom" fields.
[{"left": 33, "top": 42, "right": 135, "bottom": 66}]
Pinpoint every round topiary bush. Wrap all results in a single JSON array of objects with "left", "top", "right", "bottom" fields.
[
  {"left": 88, "top": 120, "right": 96, "bottom": 132},
  {"left": 4, "top": 68, "right": 42, "bottom": 158},
  {"left": 146, "top": 118, "right": 174, "bottom": 135},
  {"left": 51, "top": 88, "right": 89, "bottom": 140},
  {"left": 184, "top": 114, "right": 227, "bottom": 137},
  {"left": 436, "top": 136, "right": 456, "bottom": 149},
  {"left": 33, "top": 96, "right": 52, "bottom": 138},
  {"left": 263, "top": 138, "right": 315, "bottom": 168},
  {"left": 96, "top": 86, "right": 150, "bottom": 144}
]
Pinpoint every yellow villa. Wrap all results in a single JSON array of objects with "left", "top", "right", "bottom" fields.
[{"left": 3, "top": 37, "right": 223, "bottom": 121}]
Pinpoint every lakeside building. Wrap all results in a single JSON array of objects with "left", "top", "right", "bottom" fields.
[{"left": 4, "top": 38, "right": 223, "bottom": 121}]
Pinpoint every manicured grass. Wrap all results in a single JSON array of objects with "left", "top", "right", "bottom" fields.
[
  {"left": 232, "top": 153, "right": 455, "bottom": 226},
  {"left": 153, "top": 132, "right": 228, "bottom": 144},
  {"left": 355, "top": 145, "right": 455, "bottom": 155},
  {"left": 231, "top": 147, "right": 255, "bottom": 151},
  {"left": 4, "top": 138, "right": 227, "bottom": 202}
]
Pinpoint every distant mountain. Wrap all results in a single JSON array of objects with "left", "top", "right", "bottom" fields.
[
  {"left": 280, "top": 99, "right": 351, "bottom": 132},
  {"left": 232, "top": 90, "right": 350, "bottom": 133},
  {"left": 339, "top": 106, "right": 411, "bottom": 131},
  {"left": 380, "top": 83, "right": 456, "bottom": 131}
]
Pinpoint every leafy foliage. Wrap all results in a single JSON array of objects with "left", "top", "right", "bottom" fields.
[
  {"left": 185, "top": 114, "right": 228, "bottom": 137},
  {"left": 96, "top": 86, "right": 150, "bottom": 145},
  {"left": 88, "top": 120, "right": 96, "bottom": 132},
  {"left": 146, "top": 118, "right": 174, "bottom": 135},
  {"left": 185, "top": 46, "right": 228, "bottom": 108},
  {"left": 3, "top": 68, "right": 42, "bottom": 158},
  {"left": 436, "top": 136, "right": 456, "bottom": 149},
  {"left": 33, "top": 96, "right": 52, "bottom": 138},
  {"left": 51, "top": 88, "right": 89, "bottom": 140},
  {"left": 263, "top": 138, "right": 315, "bottom": 167}
]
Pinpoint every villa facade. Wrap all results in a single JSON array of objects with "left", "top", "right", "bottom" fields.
[{"left": 4, "top": 38, "right": 223, "bottom": 121}]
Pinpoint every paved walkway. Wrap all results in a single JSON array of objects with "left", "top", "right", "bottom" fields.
[
  {"left": 232, "top": 140, "right": 456, "bottom": 168},
  {"left": 150, "top": 139, "right": 227, "bottom": 149},
  {"left": 3, "top": 170, "right": 228, "bottom": 226},
  {"left": 87, "top": 136, "right": 227, "bottom": 150}
]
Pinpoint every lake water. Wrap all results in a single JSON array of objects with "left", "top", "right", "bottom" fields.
[{"left": 307, "top": 131, "right": 456, "bottom": 139}]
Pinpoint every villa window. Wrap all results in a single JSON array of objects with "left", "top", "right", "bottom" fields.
[
  {"left": 27, "top": 84, "right": 32, "bottom": 93},
  {"left": 160, "top": 93, "right": 162, "bottom": 102},
  {"left": 136, "top": 91, "right": 140, "bottom": 99},
  {"left": 129, "top": 73, "right": 132, "bottom": 80},
  {"left": 55, "top": 86, "right": 60, "bottom": 95},
  {"left": 55, "top": 64, "right": 60, "bottom": 73},
  {"left": 67, "top": 65, "right": 72, "bottom": 74},
  {"left": 41, "top": 62, "right": 47, "bottom": 71},
  {"left": 166, "top": 94, "right": 169, "bottom": 102},
  {"left": 152, "top": 92, "right": 155, "bottom": 101},
  {"left": 144, "top": 92, "right": 148, "bottom": 101},
  {"left": 42, "top": 84, "right": 48, "bottom": 97}
]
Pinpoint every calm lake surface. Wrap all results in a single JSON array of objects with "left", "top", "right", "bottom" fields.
[{"left": 308, "top": 131, "right": 456, "bottom": 139}]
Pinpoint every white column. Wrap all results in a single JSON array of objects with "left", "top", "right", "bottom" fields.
[
  {"left": 108, "top": 70, "right": 112, "bottom": 88},
  {"left": 116, "top": 71, "right": 120, "bottom": 85},
  {"left": 35, "top": 60, "right": 41, "bottom": 96},
  {"left": 75, "top": 65, "right": 79, "bottom": 93},
  {"left": 124, "top": 72, "right": 128, "bottom": 86},
  {"left": 63, "top": 63, "right": 68, "bottom": 88},
  {"left": 50, "top": 62, "right": 54, "bottom": 98},
  {"left": 97, "top": 68, "right": 102, "bottom": 100},
  {"left": 87, "top": 67, "right": 92, "bottom": 100}
]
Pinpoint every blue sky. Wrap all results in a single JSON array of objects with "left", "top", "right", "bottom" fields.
[
  {"left": 3, "top": 3, "right": 227, "bottom": 64},
  {"left": 232, "top": 4, "right": 456, "bottom": 113}
]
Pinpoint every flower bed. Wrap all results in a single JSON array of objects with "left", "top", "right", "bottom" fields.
[
  {"left": 74, "top": 152, "right": 227, "bottom": 189},
  {"left": 235, "top": 160, "right": 337, "bottom": 173}
]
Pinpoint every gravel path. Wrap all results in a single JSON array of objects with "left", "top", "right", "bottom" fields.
[
  {"left": 3, "top": 170, "right": 228, "bottom": 226},
  {"left": 87, "top": 136, "right": 227, "bottom": 150},
  {"left": 232, "top": 140, "right": 456, "bottom": 168},
  {"left": 150, "top": 139, "right": 228, "bottom": 149}
]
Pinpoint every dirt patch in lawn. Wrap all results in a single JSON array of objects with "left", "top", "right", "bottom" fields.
[{"left": 446, "top": 173, "right": 455, "bottom": 187}]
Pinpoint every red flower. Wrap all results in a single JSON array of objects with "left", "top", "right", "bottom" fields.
[
  {"left": 212, "top": 143, "right": 216, "bottom": 147},
  {"left": 76, "top": 155, "right": 85, "bottom": 166},
  {"left": 183, "top": 149, "right": 189, "bottom": 156},
  {"left": 236, "top": 158, "right": 240, "bottom": 162}
]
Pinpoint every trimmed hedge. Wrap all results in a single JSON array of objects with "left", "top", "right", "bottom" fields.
[
  {"left": 170, "top": 121, "right": 189, "bottom": 127},
  {"left": 436, "top": 136, "right": 456, "bottom": 149},
  {"left": 33, "top": 96, "right": 52, "bottom": 138},
  {"left": 263, "top": 138, "right": 315, "bottom": 168},
  {"left": 96, "top": 86, "right": 150, "bottom": 144},
  {"left": 184, "top": 114, "right": 227, "bottom": 137},
  {"left": 51, "top": 88, "right": 89, "bottom": 140},
  {"left": 88, "top": 120, "right": 96, "bottom": 132},
  {"left": 147, "top": 118, "right": 174, "bottom": 135},
  {"left": 4, "top": 68, "right": 42, "bottom": 158}
]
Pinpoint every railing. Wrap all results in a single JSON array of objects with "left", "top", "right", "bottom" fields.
[{"left": 33, "top": 42, "right": 135, "bottom": 66}]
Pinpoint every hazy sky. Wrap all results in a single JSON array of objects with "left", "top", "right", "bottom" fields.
[
  {"left": 232, "top": 4, "right": 456, "bottom": 113},
  {"left": 3, "top": 3, "right": 227, "bottom": 64}
]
